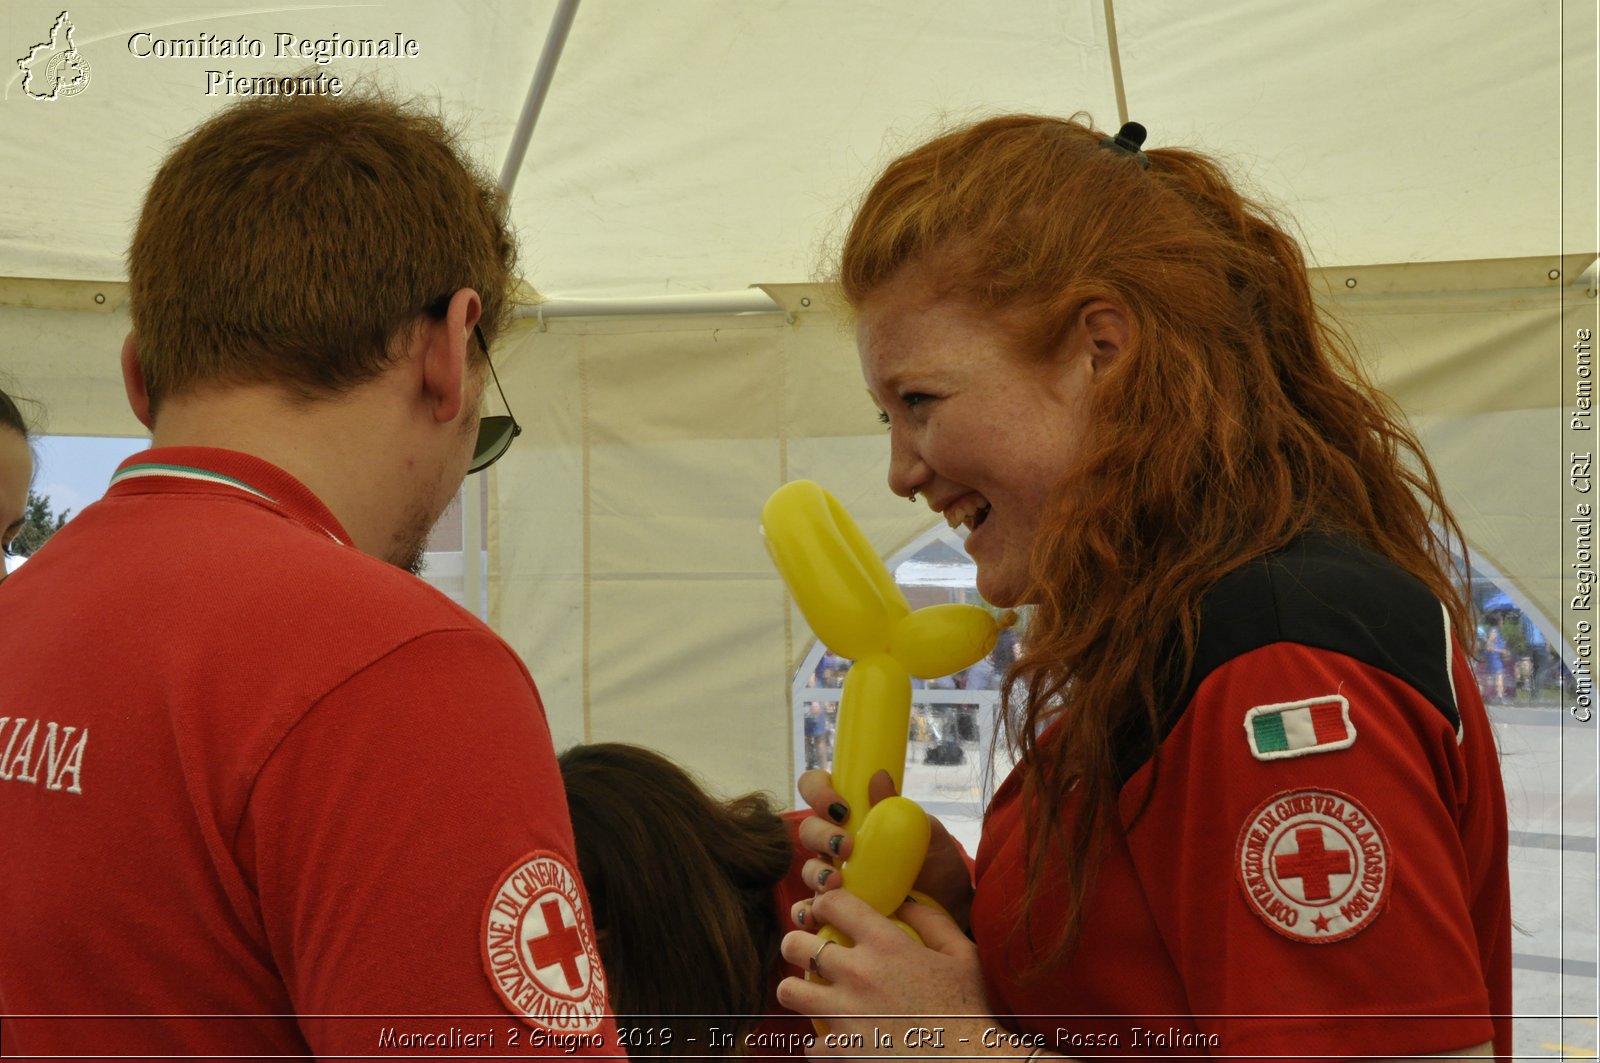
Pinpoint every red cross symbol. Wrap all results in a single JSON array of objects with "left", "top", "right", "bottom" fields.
[
  {"left": 526, "top": 898, "right": 586, "bottom": 991},
  {"left": 1273, "top": 826, "right": 1352, "bottom": 902}
]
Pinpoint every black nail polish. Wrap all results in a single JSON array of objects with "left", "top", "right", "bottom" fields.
[
  {"left": 828, "top": 834, "right": 844, "bottom": 855},
  {"left": 793, "top": 905, "right": 807, "bottom": 926},
  {"left": 818, "top": 868, "right": 832, "bottom": 887},
  {"left": 827, "top": 802, "right": 848, "bottom": 823}
]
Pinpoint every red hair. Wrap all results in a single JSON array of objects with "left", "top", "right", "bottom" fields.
[{"left": 840, "top": 114, "right": 1470, "bottom": 964}]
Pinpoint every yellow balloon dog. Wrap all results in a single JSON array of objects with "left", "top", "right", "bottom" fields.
[{"left": 761, "top": 480, "right": 1011, "bottom": 1004}]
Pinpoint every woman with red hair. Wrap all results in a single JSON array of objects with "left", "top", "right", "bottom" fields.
[{"left": 778, "top": 116, "right": 1508, "bottom": 1061}]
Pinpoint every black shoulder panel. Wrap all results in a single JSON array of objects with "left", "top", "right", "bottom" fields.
[
  {"left": 1118, "top": 537, "right": 1458, "bottom": 786},
  {"left": 1183, "top": 535, "right": 1457, "bottom": 727}
]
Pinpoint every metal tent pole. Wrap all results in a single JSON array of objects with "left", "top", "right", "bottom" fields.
[
  {"left": 467, "top": 1, "right": 582, "bottom": 620},
  {"left": 499, "top": 0, "right": 581, "bottom": 196},
  {"left": 514, "top": 290, "right": 784, "bottom": 320},
  {"left": 1102, "top": 0, "right": 1130, "bottom": 126}
]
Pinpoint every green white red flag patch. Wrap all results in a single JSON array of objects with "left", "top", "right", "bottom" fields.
[{"left": 1244, "top": 694, "right": 1354, "bottom": 761}]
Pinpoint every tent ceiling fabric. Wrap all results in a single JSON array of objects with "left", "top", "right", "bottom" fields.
[{"left": 1, "top": 1, "right": 1593, "bottom": 295}]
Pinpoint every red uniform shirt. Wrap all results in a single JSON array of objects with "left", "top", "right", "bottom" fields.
[
  {"left": 0, "top": 448, "right": 616, "bottom": 1059},
  {"left": 971, "top": 537, "right": 1510, "bottom": 1061}
]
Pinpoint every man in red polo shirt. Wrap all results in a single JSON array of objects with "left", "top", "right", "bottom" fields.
[{"left": 0, "top": 87, "right": 615, "bottom": 1059}]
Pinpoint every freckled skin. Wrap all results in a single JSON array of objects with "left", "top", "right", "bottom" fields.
[{"left": 855, "top": 264, "right": 1119, "bottom": 608}]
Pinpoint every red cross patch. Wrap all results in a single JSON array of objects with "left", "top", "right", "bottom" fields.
[
  {"left": 481, "top": 851, "right": 608, "bottom": 1031},
  {"left": 1235, "top": 788, "right": 1390, "bottom": 943}
]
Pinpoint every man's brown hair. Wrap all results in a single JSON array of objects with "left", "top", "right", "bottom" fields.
[{"left": 127, "top": 83, "right": 517, "bottom": 413}]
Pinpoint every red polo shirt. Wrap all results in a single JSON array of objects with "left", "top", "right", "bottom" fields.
[
  {"left": 0, "top": 448, "right": 616, "bottom": 1059},
  {"left": 971, "top": 537, "right": 1510, "bottom": 1061}
]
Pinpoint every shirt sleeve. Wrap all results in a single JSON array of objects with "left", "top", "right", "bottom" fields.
[
  {"left": 1118, "top": 641, "right": 1497, "bottom": 1060},
  {"left": 237, "top": 628, "right": 621, "bottom": 1058}
]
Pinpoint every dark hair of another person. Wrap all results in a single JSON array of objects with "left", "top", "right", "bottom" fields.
[
  {"left": 126, "top": 83, "right": 516, "bottom": 416},
  {"left": 558, "top": 743, "right": 795, "bottom": 1056},
  {"left": 839, "top": 113, "right": 1471, "bottom": 969},
  {"left": 0, "top": 388, "right": 30, "bottom": 440}
]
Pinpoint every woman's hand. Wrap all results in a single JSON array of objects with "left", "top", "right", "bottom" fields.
[
  {"left": 777, "top": 890, "right": 1003, "bottom": 1059},
  {"left": 793, "top": 769, "right": 975, "bottom": 930}
]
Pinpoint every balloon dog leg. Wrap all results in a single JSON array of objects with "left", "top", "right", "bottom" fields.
[{"left": 806, "top": 795, "right": 931, "bottom": 1035}]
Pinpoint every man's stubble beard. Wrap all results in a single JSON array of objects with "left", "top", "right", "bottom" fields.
[
  {"left": 393, "top": 498, "right": 435, "bottom": 576},
  {"left": 393, "top": 401, "right": 483, "bottom": 576}
]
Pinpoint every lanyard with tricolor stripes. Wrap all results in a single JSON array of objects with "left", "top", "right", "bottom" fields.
[{"left": 109, "top": 463, "right": 345, "bottom": 546}]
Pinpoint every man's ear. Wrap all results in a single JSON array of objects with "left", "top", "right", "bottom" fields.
[
  {"left": 120, "top": 332, "right": 154, "bottom": 430},
  {"left": 419, "top": 288, "right": 484, "bottom": 425},
  {"left": 1076, "top": 299, "right": 1130, "bottom": 372}
]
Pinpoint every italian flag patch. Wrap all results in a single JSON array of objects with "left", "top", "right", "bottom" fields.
[{"left": 1244, "top": 695, "right": 1355, "bottom": 761}]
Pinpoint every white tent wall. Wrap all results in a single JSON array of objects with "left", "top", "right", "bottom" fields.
[
  {"left": 0, "top": 284, "right": 143, "bottom": 438},
  {"left": 1, "top": 263, "right": 1594, "bottom": 798},
  {"left": 483, "top": 260, "right": 1596, "bottom": 800},
  {"left": 489, "top": 300, "right": 883, "bottom": 795},
  {"left": 1330, "top": 255, "right": 1598, "bottom": 657}
]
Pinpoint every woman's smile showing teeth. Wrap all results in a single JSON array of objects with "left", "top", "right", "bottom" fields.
[{"left": 942, "top": 496, "right": 991, "bottom": 533}]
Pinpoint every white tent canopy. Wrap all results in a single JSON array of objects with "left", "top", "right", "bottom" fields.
[{"left": 2, "top": 1, "right": 1596, "bottom": 799}]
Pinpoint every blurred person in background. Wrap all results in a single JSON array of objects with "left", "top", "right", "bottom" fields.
[{"left": 560, "top": 742, "right": 814, "bottom": 1056}]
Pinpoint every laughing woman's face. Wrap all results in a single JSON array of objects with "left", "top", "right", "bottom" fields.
[{"left": 856, "top": 263, "right": 1126, "bottom": 609}]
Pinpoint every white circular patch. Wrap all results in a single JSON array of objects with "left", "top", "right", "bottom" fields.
[
  {"left": 1235, "top": 788, "right": 1390, "bottom": 943},
  {"left": 481, "top": 851, "right": 607, "bottom": 1031}
]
